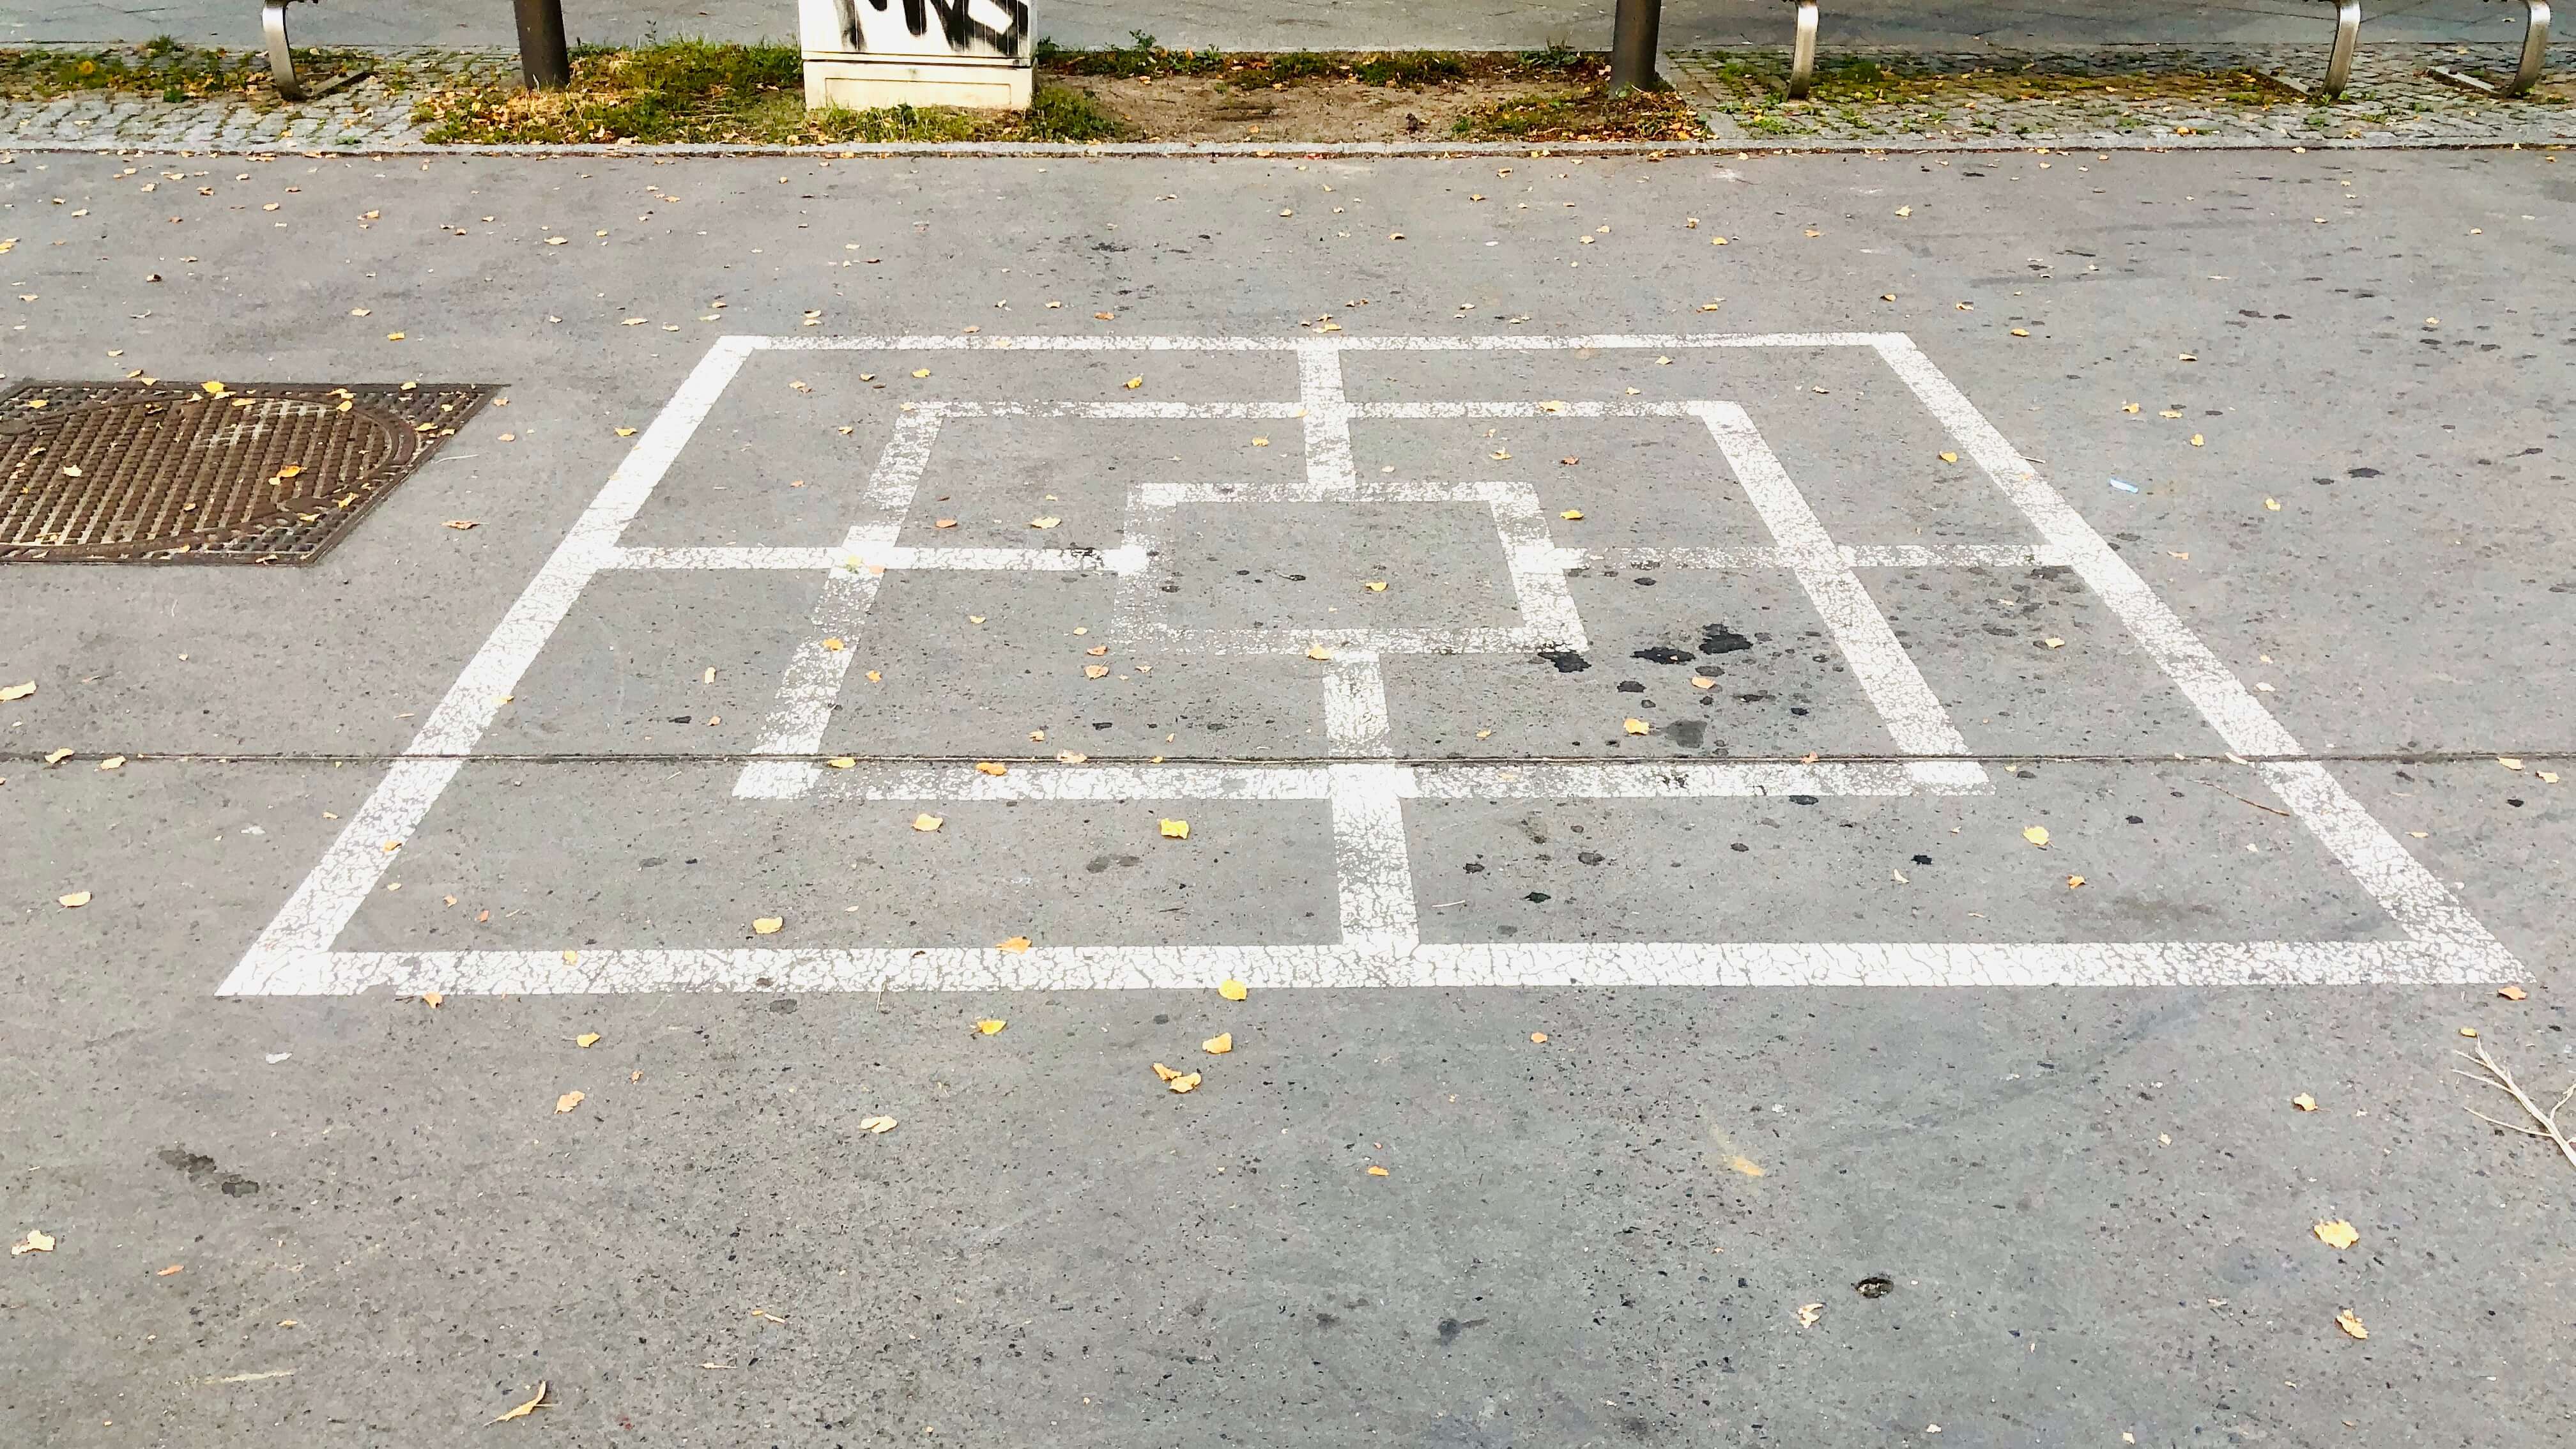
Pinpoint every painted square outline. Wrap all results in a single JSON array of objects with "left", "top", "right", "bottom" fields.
[{"left": 222, "top": 333, "right": 2518, "bottom": 995}]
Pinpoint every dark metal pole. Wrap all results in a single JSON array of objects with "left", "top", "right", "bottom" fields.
[
  {"left": 514, "top": 0, "right": 571, "bottom": 90},
  {"left": 1609, "top": 0, "right": 1662, "bottom": 94}
]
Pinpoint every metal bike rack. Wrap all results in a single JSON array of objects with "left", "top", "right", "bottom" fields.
[
  {"left": 261, "top": 0, "right": 368, "bottom": 102},
  {"left": 2430, "top": 0, "right": 2552, "bottom": 97}
]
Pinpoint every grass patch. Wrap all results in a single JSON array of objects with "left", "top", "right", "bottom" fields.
[
  {"left": 413, "top": 38, "right": 1126, "bottom": 144},
  {"left": 1455, "top": 84, "right": 1707, "bottom": 142},
  {"left": 0, "top": 38, "right": 379, "bottom": 102},
  {"left": 1039, "top": 36, "right": 1602, "bottom": 89}
]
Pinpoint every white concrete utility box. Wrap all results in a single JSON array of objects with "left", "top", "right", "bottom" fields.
[{"left": 799, "top": 0, "right": 1034, "bottom": 111}]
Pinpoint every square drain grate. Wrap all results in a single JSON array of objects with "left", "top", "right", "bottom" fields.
[{"left": 0, "top": 379, "right": 496, "bottom": 564}]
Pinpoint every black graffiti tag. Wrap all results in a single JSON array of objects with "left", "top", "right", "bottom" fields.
[{"left": 834, "top": 0, "right": 1029, "bottom": 57}]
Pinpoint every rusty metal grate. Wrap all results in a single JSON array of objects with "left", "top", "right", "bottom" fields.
[{"left": 0, "top": 379, "right": 496, "bottom": 564}]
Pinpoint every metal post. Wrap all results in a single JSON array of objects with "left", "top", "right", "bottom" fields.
[
  {"left": 514, "top": 0, "right": 572, "bottom": 91},
  {"left": 1609, "top": 0, "right": 1662, "bottom": 94}
]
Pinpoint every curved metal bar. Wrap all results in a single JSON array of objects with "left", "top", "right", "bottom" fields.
[
  {"left": 263, "top": 0, "right": 305, "bottom": 102},
  {"left": 2322, "top": 0, "right": 2359, "bottom": 99},
  {"left": 2509, "top": 0, "right": 2550, "bottom": 96},
  {"left": 1788, "top": 0, "right": 1819, "bottom": 100}
]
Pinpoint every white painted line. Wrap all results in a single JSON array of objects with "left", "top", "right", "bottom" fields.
[
  {"left": 811, "top": 763, "right": 1333, "bottom": 801},
  {"left": 1872, "top": 334, "right": 2515, "bottom": 969},
  {"left": 760, "top": 332, "right": 1899, "bottom": 355},
  {"left": 730, "top": 410, "right": 942, "bottom": 801},
  {"left": 1138, "top": 477, "right": 1510, "bottom": 506},
  {"left": 1298, "top": 341, "right": 1356, "bottom": 498},
  {"left": 1696, "top": 402, "right": 1974, "bottom": 761},
  {"left": 608, "top": 546, "right": 843, "bottom": 571},
  {"left": 256, "top": 937, "right": 2492, "bottom": 996},
  {"left": 844, "top": 545, "right": 1123, "bottom": 573},
  {"left": 938, "top": 399, "right": 1307, "bottom": 420},
  {"left": 1329, "top": 762, "right": 1419, "bottom": 956},
  {"left": 219, "top": 337, "right": 760, "bottom": 997},
  {"left": 1323, "top": 654, "right": 1395, "bottom": 757},
  {"left": 231, "top": 331, "right": 2517, "bottom": 996},
  {"left": 1347, "top": 400, "right": 1699, "bottom": 419},
  {"left": 1411, "top": 761, "right": 1925, "bottom": 799}
]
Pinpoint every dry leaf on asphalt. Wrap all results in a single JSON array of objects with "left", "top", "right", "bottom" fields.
[
  {"left": 2022, "top": 825, "right": 2051, "bottom": 847},
  {"left": 576, "top": 1032, "right": 601, "bottom": 1048},
  {"left": 1690, "top": 675, "right": 1717, "bottom": 689},
  {"left": 1305, "top": 645, "right": 1334, "bottom": 661},
  {"left": 976, "top": 761, "right": 1009, "bottom": 777},
  {"left": 858, "top": 1116, "right": 898, "bottom": 1133},
  {"left": 1152, "top": 1062, "right": 1181, "bottom": 1082},
  {"left": 2292, "top": 1092, "right": 2319, "bottom": 1112},
  {"left": 1560, "top": 509, "right": 1583, "bottom": 520},
  {"left": 1202, "top": 1032, "right": 1233, "bottom": 1055},
  {"left": 443, "top": 519, "right": 479, "bottom": 530},
  {"left": 155, "top": 1263, "right": 183, "bottom": 1276},
  {"left": 996, "top": 936, "right": 1032, "bottom": 953},
  {"left": 554, "top": 1091, "right": 585, "bottom": 1114},
  {"left": 1797, "top": 1303, "right": 1823, "bottom": 1328},
  {"left": 1366, "top": 1165, "right": 1390, "bottom": 1176},
  {"left": 2335, "top": 1310, "right": 2368, "bottom": 1340},
  {"left": 2315, "top": 1220, "right": 2360, "bottom": 1250},
  {"left": 1083, "top": 664, "right": 1110, "bottom": 679},
  {"left": 974, "top": 1018, "right": 1006, "bottom": 1035},
  {"left": 1623, "top": 718, "right": 1650, "bottom": 735},
  {"left": 1218, "top": 978, "right": 1248, "bottom": 1001},
  {"left": 0, "top": 681, "right": 32, "bottom": 702},
  {"left": 827, "top": 756, "right": 856, "bottom": 769},
  {"left": 490, "top": 1381, "right": 549, "bottom": 1423},
  {"left": 1160, "top": 819, "right": 1190, "bottom": 839},
  {"left": 751, "top": 916, "right": 783, "bottom": 935},
  {"left": 10, "top": 1229, "right": 53, "bottom": 1255},
  {"left": 2499, "top": 985, "right": 2529, "bottom": 1000},
  {"left": 43, "top": 749, "right": 71, "bottom": 765},
  {"left": 1529, "top": 1032, "right": 1548, "bottom": 1043},
  {"left": 57, "top": 891, "right": 90, "bottom": 908},
  {"left": 1028, "top": 517, "right": 1060, "bottom": 530},
  {"left": 98, "top": 756, "right": 124, "bottom": 771},
  {"left": 1363, "top": 581, "right": 1387, "bottom": 592},
  {"left": 912, "top": 813, "right": 944, "bottom": 832},
  {"left": 422, "top": 992, "right": 444, "bottom": 1008}
]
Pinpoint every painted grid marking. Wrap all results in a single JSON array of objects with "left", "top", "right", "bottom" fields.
[{"left": 220, "top": 333, "right": 2520, "bottom": 996}]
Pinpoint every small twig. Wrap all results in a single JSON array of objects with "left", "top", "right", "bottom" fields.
[{"left": 2453, "top": 1045, "right": 2576, "bottom": 1172}]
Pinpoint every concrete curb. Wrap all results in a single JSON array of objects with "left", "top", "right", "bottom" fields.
[{"left": 1, "top": 134, "right": 2566, "bottom": 158}]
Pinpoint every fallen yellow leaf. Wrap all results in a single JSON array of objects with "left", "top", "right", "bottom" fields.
[
  {"left": 1366, "top": 1165, "right": 1390, "bottom": 1176},
  {"left": 1938, "top": 451, "right": 1958, "bottom": 463},
  {"left": 1123, "top": 377, "right": 1143, "bottom": 390},
  {"left": 1727, "top": 1154, "right": 1766, "bottom": 1177},
  {"left": 1084, "top": 664, "right": 1110, "bottom": 679},
  {"left": 491, "top": 1382, "right": 549, "bottom": 1423},
  {"left": 2499, "top": 756, "right": 2524, "bottom": 770},
  {"left": 56, "top": 891, "right": 89, "bottom": 908},
  {"left": 2044, "top": 637, "right": 2066, "bottom": 648},
  {"left": 1797, "top": 1303, "right": 1823, "bottom": 1328},
  {"left": 821, "top": 637, "right": 846, "bottom": 651},
  {"left": 421, "top": 992, "right": 443, "bottom": 1009},
  {"left": 1028, "top": 516, "right": 1060, "bottom": 530},
  {"left": 858, "top": 1115, "right": 898, "bottom": 1133},
  {"left": 1160, "top": 819, "right": 1190, "bottom": 839},
  {"left": 1561, "top": 509, "right": 1584, "bottom": 520},
  {"left": 997, "top": 936, "right": 1032, "bottom": 953},
  {"left": 554, "top": 1091, "right": 585, "bottom": 1114},
  {"left": 2066, "top": 875, "right": 2086, "bottom": 889},
  {"left": 912, "top": 813, "right": 944, "bottom": 832},
  {"left": 2315, "top": 1220, "right": 2359, "bottom": 1250},
  {"left": 826, "top": 756, "right": 855, "bottom": 769},
  {"left": 2189, "top": 434, "right": 2205, "bottom": 447},
  {"left": 2460, "top": 1027, "right": 2479, "bottom": 1038},
  {"left": 751, "top": 916, "right": 783, "bottom": 935},
  {"left": 1363, "top": 581, "right": 1387, "bottom": 592},
  {"left": 575, "top": 1032, "right": 601, "bottom": 1048},
  {"left": 2499, "top": 985, "right": 2529, "bottom": 1000},
  {"left": 2335, "top": 1309, "right": 2368, "bottom": 1340},
  {"left": 1623, "top": 718, "right": 1650, "bottom": 735},
  {"left": 1690, "top": 675, "right": 1716, "bottom": 689},
  {"left": 912, "top": 368, "right": 930, "bottom": 378},
  {"left": 1305, "top": 644, "right": 1334, "bottom": 661},
  {"left": 2023, "top": 825, "right": 2050, "bottom": 847},
  {"left": 975, "top": 1018, "right": 1007, "bottom": 1035},
  {"left": 155, "top": 1263, "right": 183, "bottom": 1276},
  {"left": 1218, "top": 977, "right": 1248, "bottom": 1001},
  {"left": 2292, "top": 1092, "right": 2318, "bottom": 1111},
  {"left": 10, "top": 1229, "right": 54, "bottom": 1255},
  {"left": 0, "top": 681, "right": 32, "bottom": 702},
  {"left": 1167, "top": 1070, "right": 1201, "bottom": 1093},
  {"left": 976, "top": 761, "right": 1009, "bottom": 777}
]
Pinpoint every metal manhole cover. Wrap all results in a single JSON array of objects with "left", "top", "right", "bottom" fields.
[{"left": 0, "top": 379, "right": 496, "bottom": 564}]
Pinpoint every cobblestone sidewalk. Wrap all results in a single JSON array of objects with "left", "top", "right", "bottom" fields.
[
  {"left": 1666, "top": 43, "right": 2576, "bottom": 147},
  {"left": 3, "top": 42, "right": 2572, "bottom": 151},
  {"left": 0, "top": 48, "right": 504, "bottom": 150}
]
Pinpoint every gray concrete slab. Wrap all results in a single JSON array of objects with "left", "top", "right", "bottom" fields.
[
  {"left": 0, "top": 0, "right": 2549, "bottom": 52},
  {"left": 2, "top": 148, "right": 2572, "bottom": 1446}
]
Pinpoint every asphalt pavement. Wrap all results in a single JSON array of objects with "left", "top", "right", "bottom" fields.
[{"left": 2, "top": 147, "right": 2572, "bottom": 1446}]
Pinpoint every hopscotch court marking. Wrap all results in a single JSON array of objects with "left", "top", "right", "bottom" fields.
[{"left": 220, "top": 333, "right": 2519, "bottom": 995}]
